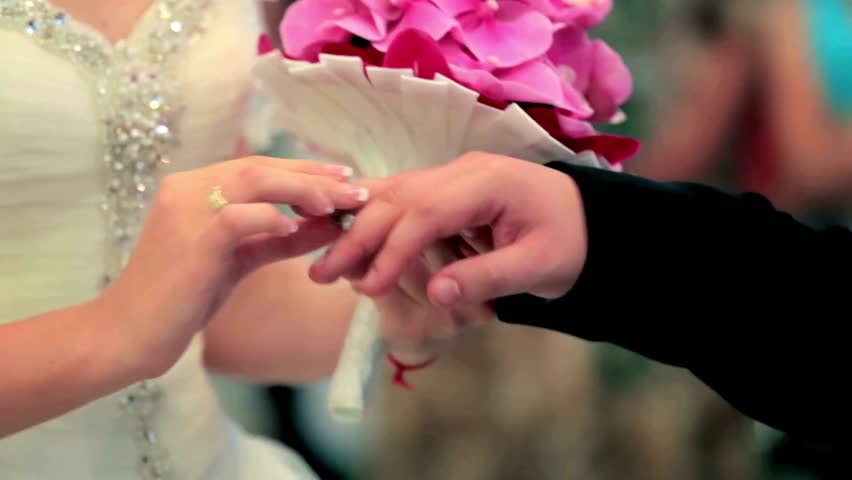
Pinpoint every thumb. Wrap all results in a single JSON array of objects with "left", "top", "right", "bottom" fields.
[{"left": 427, "top": 236, "right": 543, "bottom": 307}]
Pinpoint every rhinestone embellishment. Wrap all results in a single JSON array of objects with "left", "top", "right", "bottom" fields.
[{"left": 1, "top": 1, "right": 210, "bottom": 478}]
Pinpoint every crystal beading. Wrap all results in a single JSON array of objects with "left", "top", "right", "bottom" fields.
[{"left": 1, "top": 1, "right": 211, "bottom": 478}]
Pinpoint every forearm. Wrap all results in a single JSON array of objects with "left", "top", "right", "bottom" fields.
[
  {"left": 496, "top": 163, "right": 848, "bottom": 443},
  {"left": 203, "top": 258, "right": 357, "bottom": 383},
  {"left": 0, "top": 301, "right": 142, "bottom": 438}
]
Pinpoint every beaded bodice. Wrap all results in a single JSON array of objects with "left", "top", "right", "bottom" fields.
[
  {"left": 1, "top": 0, "right": 211, "bottom": 284},
  {"left": 0, "top": 1, "right": 309, "bottom": 479}
]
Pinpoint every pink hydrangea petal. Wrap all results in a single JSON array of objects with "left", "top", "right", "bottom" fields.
[
  {"left": 567, "top": 134, "right": 640, "bottom": 164},
  {"left": 334, "top": 7, "right": 388, "bottom": 41},
  {"left": 561, "top": 0, "right": 612, "bottom": 28},
  {"left": 373, "top": 2, "right": 458, "bottom": 51},
  {"left": 431, "top": 0, "right": 481, "bottom": 16},
  {"left": 586, "top": 39, "right": 632, "bottom": 121},
  {"left": 560, "top": 81, "right": 594, "bottom": 117},
  {"left": 497, "top": 60, "right": 592, "bottom": 115},
  {"left": 360, "top": 0, "right": 406, "bottom": 20},
  {"left": 592, "top": 40, "right": 632, "bottom": 105},
  {"left": 439, "top": 37, "right": 488, "bottom": 70},
  {"left": 524, "top": 0, "right": 612, "bottom": 28},
  {"left": 456, "top": 2, "right": 553, "bottom": 68},
  {"left": 525, "top": 106, "right": 639, "bottom": 163},
  {"left": 280, "top": 0, "right": 354, "bottom": 59},
  {"left": 555, "top": 112, "right": 596, "bottom": 137},
  {"left": 547, "top": 26, "right": 594, "bottom": 92},
  {"left": 257, "top": 33, "right": 277, "bottom": 56},
  {"left": 383, "top": 29, "right": 453, "bottom": 79},
  {"left": 449, "top": 65, "right": 507, "bottom": 100}
]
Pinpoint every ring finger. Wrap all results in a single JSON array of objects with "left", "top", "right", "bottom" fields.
[{"left": 216, "top": 166, "right": 370, "bottom": 216}]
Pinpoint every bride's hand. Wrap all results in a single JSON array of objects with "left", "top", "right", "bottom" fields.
[{"left": 94, "top": 156, "right": 368, "bottom": 379}]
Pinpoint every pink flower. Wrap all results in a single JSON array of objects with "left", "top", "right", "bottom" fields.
[
  {"left": 526, "top": 106, "right": 640, "bottom": 164},
  {"left": 451, "top": 0, "right": 554, "bottom": 69},
  {"left": 585, "top": 39, "right": 632, "bottom": 122},
  {"left": 525, "top": 0, "right": 613, "bottom": 29},
  {"left": 547, "top": 25, "right": 631, "bottom": 122},
  {"left": 360, "top": 0, "right": 408, "bottom": 20},
  {"left": 383, "top": 28, "right": 453, "bottom": 79},
  {"left": 373, "top": 1, "right": 458, "bottom": 51},
  {"left": 275, "top": 0, "right": 638, "bottom": 163},
  {"left": 383, "top": 30, "right": 639, "bottom": 164},
  {"left": 281, "top": 0, "right": 388, "bottom": 60},
  {"left": 448, "top": 57, "right": 593, "bottom": 115}
]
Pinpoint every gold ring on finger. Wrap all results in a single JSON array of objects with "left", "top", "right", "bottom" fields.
[{"left": 208, "top": 185, "right": 229, "bottom": 212}]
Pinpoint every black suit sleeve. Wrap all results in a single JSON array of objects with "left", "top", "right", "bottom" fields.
[{"left": 494, "top": 162, "right": 849, "bottom": 445}]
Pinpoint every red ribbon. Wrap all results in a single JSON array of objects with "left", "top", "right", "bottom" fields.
[{"left": 387, "top": 353, "right": 436, "bottom": 389}]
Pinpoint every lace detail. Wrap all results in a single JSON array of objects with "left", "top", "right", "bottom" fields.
[{"left": 0, "top": 1, "right": 211, "bottom": 478}]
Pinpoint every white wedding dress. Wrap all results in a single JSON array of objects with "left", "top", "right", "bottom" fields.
[{"left": 0, "top": 0, "right": 319, "bottom": 478}]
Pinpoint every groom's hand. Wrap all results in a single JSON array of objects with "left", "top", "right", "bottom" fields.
[{"left": 309, "top": 152, "right": 590, "bottom": 307}]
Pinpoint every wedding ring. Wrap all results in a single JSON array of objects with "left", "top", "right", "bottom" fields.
[{"left": 208, "top": 185, "right": 229, "bottom": 212}]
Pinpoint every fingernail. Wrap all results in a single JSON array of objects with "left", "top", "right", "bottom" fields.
[
  {"left": 344, "top": 186, "right": 369, "bottom": 202},
  {"left": 326, "top": 164, "right": 354, "bottom": 178},
  {"left": 325, "top": 205, "right": 335, "bottom": 214},
  {"left": 278, "top": 221, "right": 298, "bottom": 236},
  {"left": 431, "top": 277, "right": 461, "bottom": 306}
]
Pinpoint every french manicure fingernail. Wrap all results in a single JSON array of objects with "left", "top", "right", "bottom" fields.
[
  {"left": 345, "top": 186, "right": 369, "bottom": 202},
  {"left": 327, "top": 164, "right": 354, "bottom": 178},
  {"left": 432, "top": 277, "right": 461, "bottom": 306}
]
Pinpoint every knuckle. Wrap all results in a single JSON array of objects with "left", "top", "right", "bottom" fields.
[
  {"left": 346, "top": 234, "right": 375, "bottom": 261},
  {"left": 370, "top": 253, "right": 399, "bottom": 283},
  {"left": 237, "top": 165, "right": 264, "bottom": 190},
  {"left": 310, "top": 182, "right": 328, "bottom": 199},
  {"left": 482, "top": 260, "right": 508, "bottom": 292},
  {"left": 412, "top": 200, "right": 439, "bottom": 221},
  {"left": 216, "top": 206, "right": 243, "bottom": 236},
  {"left": 380, "top": 179, "right": 407, "bottom": 203},
  {"left": 304, "top": 184, "right": 326, "bottom": 208}
]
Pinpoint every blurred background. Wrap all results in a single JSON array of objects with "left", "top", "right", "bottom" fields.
[{"left": 213, "top": 0, "right": 849, "bottom": 478}]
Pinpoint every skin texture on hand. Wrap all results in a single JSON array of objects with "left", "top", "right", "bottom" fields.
[{"left": 310, "top": 152, "right": 590, "bottom": 308}]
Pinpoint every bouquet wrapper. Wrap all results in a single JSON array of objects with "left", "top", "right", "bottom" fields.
[{"left": 252, "top": 52, "right": 615, "bottom": 423}]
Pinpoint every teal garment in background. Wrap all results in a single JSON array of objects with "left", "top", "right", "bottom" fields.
[{"left": 805, "top": 0, "right": 852, "bottom": 119}]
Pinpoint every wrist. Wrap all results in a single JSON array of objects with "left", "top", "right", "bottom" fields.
[
  {"left": 530, "top": 169, "right": 589, "bottom": 300},
  {"left": 558, "top": 172, "right": 589, "bottom": 296},
  {"left": 83, "top": 296, "right": 154, "bottom": 386}
]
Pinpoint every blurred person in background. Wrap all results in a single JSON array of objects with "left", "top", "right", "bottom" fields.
[{"left": 634, "top": 0, "right": 852, "bottom": 224}]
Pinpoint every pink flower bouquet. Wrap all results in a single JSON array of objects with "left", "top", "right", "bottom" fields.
[
  {"left": 269, "top": 0, "right": 638, "bottom": 163},
  {"left": 252, "top": 0, "right": 638, "bottom": 422}
]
